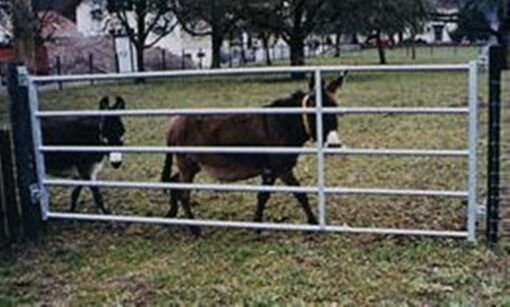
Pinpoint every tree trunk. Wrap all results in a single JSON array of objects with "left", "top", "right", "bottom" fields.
[
  {"left": 262, "top": 35, "right": 272, "bottom": 66},
  {"left": 134, "top": 3, "right": 146, "bottom": 82},
  {"left": 12, "top": 0, "right": 36, "bottom": 71},
  {"left": 334, "top": 31, "right": 341, "bottom": 57},
  {"left": 135, "top": 43, "right": 145, "bottom": 83},
  {"left": 398, "top": 32, "right": 404, "bottom": 45},
  {"left": 289, "top": 37, "right": 305, "bottom": 79},
  {"left": 136, "top": 44, "right": 145, "bottom": 72},
  {"left": 211, "top": 31, "right": 223, "bottom": 69},
  {"left": 289, "top": 37, "right": 305, "bottom": 66},
  {"left": 411, "top": 33, "right": 416, "bottom": 60},
  {"left": 376, "top": 31, "right": 387, "bottom": 64}
]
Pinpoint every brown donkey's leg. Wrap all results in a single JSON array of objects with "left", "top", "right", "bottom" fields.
[
  {"left": 78, "top": 166, "right": 110, "bottom": 214},
  {"left": 70, "top": 186, "right": 83, "bottom": 212},
  {"left": 280, "top": 171, "right": 318, "bottom": 225},
  {"left": 166, "top": 173, "right": 180, "bottom": 218},
  {"left": 254, "top": 172, "right": 276, "bottom": 223},
  {"left": 177, "top": 157, "right": 201, "bottom": 235}
]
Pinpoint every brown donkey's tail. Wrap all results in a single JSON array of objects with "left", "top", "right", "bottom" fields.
[{"left": 161, "top": 153, "right": 174, "bottom": 194}]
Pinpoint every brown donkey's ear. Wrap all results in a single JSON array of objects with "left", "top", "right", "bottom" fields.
[
  {"left": 308, "top": 74, "right": 325, "bottom": 92},
  {"left": 114, "top": 96, "right": 126, "bottom": 109},
  {"left": 99, "top": 96, "right": 109, "bottom": 110},
  {"left": 326, "top": 71, "right": 349, "bottom": 94}
]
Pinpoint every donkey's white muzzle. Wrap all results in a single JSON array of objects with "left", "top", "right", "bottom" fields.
[
  {"left": 109, "top": 152, "right": 123, "bottom": 168},
  {"left": 325, "top": 131, "right": 342, "bottom": 148}
]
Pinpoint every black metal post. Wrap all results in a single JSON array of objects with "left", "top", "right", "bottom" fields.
[
  {"left": 229, "top": 45, "right": 233, "bottom": 68},
  {"left": 487, "top": 45, "right": 505, "bottom": 248},
  {"left": 181, "top": 49, "right": 185, "bottom": 70},
  {"left": 162, "top": 49, "right": 167, "bottom": 70},
  {"left": 6, "top": 64, "right": 44, "bottom": 242},
  {"left": 56, "top": 55, "right": 62, "bottom": 90},
  {"left": 89, "top": 53, "right": 94, "bottom": 85}
]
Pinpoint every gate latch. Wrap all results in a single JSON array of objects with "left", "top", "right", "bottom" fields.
[
  {"left": 17, "top": 66, "right": 29, "bottom": 87},
  {"left": 29, "top": 184, "right": 41, "bottom": 204}
]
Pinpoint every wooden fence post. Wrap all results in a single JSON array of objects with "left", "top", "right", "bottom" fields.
[
  {"left": 0, "top": 126, "right": 22, "bottom": 245},
  {"left": 7, "top": 64, "right": 45, "bottom": 242}
]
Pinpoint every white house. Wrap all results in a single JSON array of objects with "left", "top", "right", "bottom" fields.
[
  {"left": 415, "top": 8, "right": 459, "bottom": 44},
  {"left": 75, "top": 0, "right": 213, "bottom": 68}
]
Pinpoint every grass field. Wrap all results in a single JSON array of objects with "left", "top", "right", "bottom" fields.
[{"left": 1, "top": 46, "right": 509, "bottom": 305}]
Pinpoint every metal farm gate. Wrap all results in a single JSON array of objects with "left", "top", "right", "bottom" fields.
[{"left": 14, "top": 62, "right": 480, "bottom": 243}]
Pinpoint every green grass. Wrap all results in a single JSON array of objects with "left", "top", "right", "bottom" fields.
[{"left": 1, "top": 46, "right": 509, "bottom": 305}]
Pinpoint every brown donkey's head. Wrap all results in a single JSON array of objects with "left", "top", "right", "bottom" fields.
[{"left": 303, "top": 71, "right": 348, "bottom": 147}]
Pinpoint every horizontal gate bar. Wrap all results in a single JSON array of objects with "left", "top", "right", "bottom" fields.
[
  {"left": 39, "top": 145, "right": 469, "bottom": 157},
  {"left": 31, "top": 64, "right": 470, "bottom": 83},
  {"left": 45, "top": 179, "right": 315, "bottom": 193},
  {"left": 36, "top": 107, "right": 470, "bottom": 117},
  {"left": 43, "top": 179, "right": 468, "bottom": 198},
  {"left": 46, "top": 212, "right": 469, "bottom": 238},
  {"left": 326, "top": 187, "right": 468, "bottom": 198}
]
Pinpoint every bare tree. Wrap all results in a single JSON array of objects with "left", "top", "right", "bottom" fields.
[
  {"left": 172, "top": 0, "right": 241, "bottom": 68},
  {"left": 241, "top": 0, "right": 327, "bottom": 72},
  {"left": 107, "top": 0, "right": 177, "bottom": 72},
  {"left": 2, "top": 0, "right": 76, "bottom": 71},
  {"left": 354, "top": 0, "right": 429, "bottom": 64}
]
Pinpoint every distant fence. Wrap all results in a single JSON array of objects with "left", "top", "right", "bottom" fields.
[{"left": 0, "top": 126, "right": 21, "bottom": 246}]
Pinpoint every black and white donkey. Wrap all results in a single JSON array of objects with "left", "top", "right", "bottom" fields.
[{"left": 42, "top": 96, "right": 126, "bottom": 214}]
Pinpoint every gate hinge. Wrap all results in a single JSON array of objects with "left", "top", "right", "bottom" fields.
[
  {"left": 17, "top": 66, "right": 29, "bottom": 87},
  {"left": 29, "top": 183, "right": 41, "bottom": 204}
]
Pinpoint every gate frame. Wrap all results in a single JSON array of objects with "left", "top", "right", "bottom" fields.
[{"left": 21, "top": 63, "right": 480, "bottom": 243}]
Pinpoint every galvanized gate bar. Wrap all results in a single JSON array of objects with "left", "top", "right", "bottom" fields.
[
  {"left": 46, "top": 212, "right": 469, "bottom": 238},
  {"left": 35, "top": 107, "right": 470, "bottom": 117},
  {"left": 39, "top": 146, "right": 470, "bottom": 157},
  {"left": 30, "top": 64, "right": 470, "bottom": 83},
  {"left": 467, "top": 61, "right": 479, "bottom": 243},
  {"left": 314, "top": 69, "right": 327, "bottom": 227},
  {"left": 43, "top": 179, "right": 468, "bottom": 198}
]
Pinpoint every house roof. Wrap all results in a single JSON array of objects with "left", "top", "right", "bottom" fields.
[{"left": 39, "top": 10, "right": 80, "bottom": 38}]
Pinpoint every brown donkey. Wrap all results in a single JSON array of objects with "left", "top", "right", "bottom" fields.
[{"left": 161, "top": 73, "right": 347, "bottom": 233}]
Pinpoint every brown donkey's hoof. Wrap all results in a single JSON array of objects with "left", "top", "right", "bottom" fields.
[
  {"left": 308, "top": 217, "right": 319, "bottom": 225},
  {"left": 189, "top": 225, "right": 201, "bottom": 236}
]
